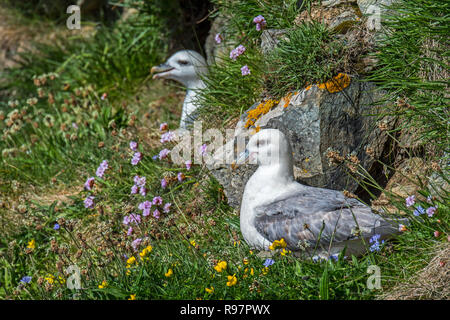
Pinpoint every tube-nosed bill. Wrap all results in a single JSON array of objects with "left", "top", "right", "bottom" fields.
[{"left": 151, "top": 63, "right": 174, "bottom": 79}]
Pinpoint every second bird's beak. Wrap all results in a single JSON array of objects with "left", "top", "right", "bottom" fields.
[
  {"left": 151, "top": 63, "right": 174, "bottom": 79},
  {"left": 231, "top": 149, "right": 249, "bottom": 170}
]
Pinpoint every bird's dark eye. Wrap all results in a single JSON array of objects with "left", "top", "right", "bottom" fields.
[
  {"left": 178, "top": 60, "right": 190, "bottom": 66},
  {"left": 257, "top": 139, "right": 265, "bottom": 147}
]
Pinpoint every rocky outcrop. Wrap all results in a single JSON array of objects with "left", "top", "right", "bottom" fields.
[{"left": 208, "top": 78, "right": 394, "bottom": 209}]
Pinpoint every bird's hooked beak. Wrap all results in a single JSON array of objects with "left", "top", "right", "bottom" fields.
[
  {"left": 151, "top": 63, "right": 174, "bottom": 79},
  {"left": 231, "top": 149, "right": 250, "bottom": 170}
]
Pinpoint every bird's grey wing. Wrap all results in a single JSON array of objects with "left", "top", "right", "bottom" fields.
[{"left": 254, "top": 190, "right": 400, "bottom": 250}]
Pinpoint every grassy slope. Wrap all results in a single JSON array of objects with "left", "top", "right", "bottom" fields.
[{"left": 0, "top": 0, "right": 448, "bottom": 300}]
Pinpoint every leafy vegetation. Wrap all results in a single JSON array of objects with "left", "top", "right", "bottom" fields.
[{"left": 0, "top": 0, "right": 448, "bottom": 300}]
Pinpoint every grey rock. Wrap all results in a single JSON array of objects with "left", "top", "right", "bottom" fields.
[
  {"left": 260, "top": 29, "right": 288, "bottom": 55},
  {"left": 208, "top": 79, "right": 393, "bottom": 209}
]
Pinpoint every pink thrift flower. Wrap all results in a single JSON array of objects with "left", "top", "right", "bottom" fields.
[
  {"left": 161, "top": 178, "right": 168, "bottom": 189},
  {"left": 96, "top": 160, "right": 108, "bottom": 178},
  {"left": 153, "top": 209, "right": 161, "bottom": 219},
  {"left": 158, "top": 148, "right": 170, "bottom": 160},
  {"left": 131, "top": 184, "right": 138, "bottom": 194},
  {"left": 83, "top": 196, "right": 95, "bottom": 209},
  {"left": 101, "top": 93, "right": 108, "bottom": 100},
  {"left": 177, "top": 172, "right": 185, "bottom": 182},
  {"left": 127, "top": 227, "right": 133, "bottom": 236},
  {"left": 159, "top": 122, "right": 168, "bottom": 131},
  {"left": 142, "top": 208, "right": 151, "bottom": 217},
  {"left": 138, "top": 200, "right": 152, "bottom": 210},
  {"left": 199, "top": 143, "right": 207, "bottom": 156},
  {"left": 230, "top": 45, "right": 246, "bottom": 61},
  {"left": 132, "top": 238, "right": 142, "bottom": 251},
  {"left": 163, "top": 203, "right": 172, "bottom": 213},
  {"left": 130, "top": 141, "right": 138, "bottom": 151},
  {"left": 434, "top": 231, "right": 441, "bottom": 238},
  {"left": 215, "top": 33, "right": 222, "bottom": 44},
  {"left": 161, "top": 131, "right": 175, "bottom": 144},
  {"left": 241, "top": 65, "right": 251, "bottom": 76},
  {"left": 84, "top": 177, "right": 95, "bottom": 191},
  {"left": 133, "top": 175, "right": 146, "bottom": 187},
  {"left": 398, "top": 224, "right": 407, "bottom": 232},
  {"left": 152, "top": 196, "right": 163, "bottom": 206},
  {"left": 426, "top": 207, "right": 436, "bottom": 217},
  {"left": 405, "top": 195, "right": 415, "bottom": 207},
  {"left": 185, "top": 160, "right": 192, "bottom": 170},
  {"left": 131, "top": 152, "right": 142, "bottom": 166},
  {"left": 139, "top": 187, "right": 147, "bottom": 196}
]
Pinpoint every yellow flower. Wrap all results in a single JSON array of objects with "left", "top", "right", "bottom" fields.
[
  {"left": 243, "top": 258, "right": 249, "bottom": 265},
  {"left": 269, "top": 238, "right": 287, "bottom": 251},
  {"left": 44, "top": 274, "right": 55, "bottom": 285},
  {"left": 226, "top": 274, "right": 237, "bottom": 287},
  {"left": 205, "top": 287, "right": 214, "bottom": 294},
  {"left": 190, "top": 240, "right": 196, "bottom": 247},
  {"left": 128, "top": 294, "right": 136, "bottom": 300},
  {"left": 280, "top": 248, "right": 291, "bottom": 256},
  {"left": 165, "top": 268, "right": 173, "bottom": 277},
  {"left": 127, "top": 256, "right": 136, "bottom": 265},
  {"left": 214, "top": 260, "right": 227, "bottom": 273},
  {"left": 58, "top": 276, "right": 66, "bottom": 284},
  {"left": 139, "top": 245, "right": 152, "bottom": 259},
  {"left": 27, "top": 239, "right": 35, "bottom": 250},
  {"left": 250, "top": 268, "right": 254, "bottom": 276},
  {"left": 98, "top": 280, "right": 107, "bottom": 289},
  {"left": 262, "top": 267, "right": 269, "bottom": 275}
]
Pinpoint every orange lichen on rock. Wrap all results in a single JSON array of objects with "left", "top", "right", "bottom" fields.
[
  {"left": 245, "top": 99, "right": 279, "bottom": 128},
  {"left": 282, "top": 92, "right": 293, "bottom": 108},
  {"left": 317, "top": 73, "right": 351, "bottom": 93}
]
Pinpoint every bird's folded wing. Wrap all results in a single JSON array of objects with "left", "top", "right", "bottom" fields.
[{"left": 253, "top": 190, "right": 399, "bottom": 250}]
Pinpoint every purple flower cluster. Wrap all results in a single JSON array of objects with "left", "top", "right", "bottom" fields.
[
  {"left": 132, "top": 238, "right": 142, "bottom": 251},
  {"left": 369, "top": 234, "right": 384, "bottom": 252},
  {"left": 123, "top": 213, "right": 142, "bottom": 226},
  {"left": 161, "top": 131, "right": 175, "bottom": 144},
  {"left": 406, "top": 195, "right": 438, "bottom": 218},
  {"left": 230, "top": 45, "right": 246, "bottom": 61},
  {"left": 137, "top": 196, "right": 171, "bottom": 220},
  {"left": 161, "top": 178, "right": 168, "bottom": 189},
  {"left": 130, "top": 141, "right": 138, "bottom": 151},
  {"left": 253, "top": 15, "right": 267, "bottom": 31},
  {"left": 241, "top": 65, "right": 251, "bottom": 76},
  {"left": 84, "top": 177, "right": 95, "bottom": 191},
  {"left": 405, "top": 195, "right": 415, "bottom": 207},
  {"left": 263, "top": 258, "right": 274, "bottom": 267},
  {"left": 158, "top": 148, "right": 170, "bottom": 160},
  {"left": 84, "top": 196, "right": 95, "bottom": 209},
  {"left": 177, "top": 172, "right": 185, "bottom": 182},
  {"left": 96, "top": 160, "right": 108, "bottom": 178},
  {"left": 215, "top": 33, "right": 222, "bottom": 44},
  {"left": 131, "top": 152, "right": 142, "bottom": 166},
  {"left": 131, "top": 175, "right": 147, "bottom": 196}
]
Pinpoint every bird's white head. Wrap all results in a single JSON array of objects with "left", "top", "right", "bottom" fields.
[
  {"left": 151, "top": 50, "right": 207, "bottom": 88},
  {"left": 238, "top": 129, "right": 293, "bottom": 170}
]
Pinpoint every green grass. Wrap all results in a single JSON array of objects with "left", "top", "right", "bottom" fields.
[{"left": 0, "top": 0, "right": 449, "bottom": 301}]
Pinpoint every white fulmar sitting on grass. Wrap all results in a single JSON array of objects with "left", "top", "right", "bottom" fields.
[
  {"left": 151, "top": 50, "right": 207, "bottom": 129},
  {"left": 236, "top": 128, "right": 404, "bottom": 257}
]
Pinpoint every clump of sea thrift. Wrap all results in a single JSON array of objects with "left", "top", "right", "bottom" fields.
[
  {"left": 130, "top": 141, "right": 138, "bottom": 151},
  {"left": 253, "top": 15, "right": 267, "bottom": 31},
  {"left": 96, "top": 160, "right": 108, "bottom": 178},
  {"left": 84, "top": 177, "right": 95, "bottom": 190},
  {"left": 215, "top": 33, "right": 222, "bottom": 44},
  {"left": 405, "top": 195, "right": 415, "bottom": 207},
  {"left": 230, "top": 45, "right": 246, "bottom": 61},
  {"left": 241, "top": 65, "right": 251, "bottom": 76},
  {"left": 159, "top": 122, "right": 168, "bottom": 131},
  {"left": 161, "top": 131, "right": 175, "bottom": 143},
  {"left": 84, "top": 196, "right": 95, "bottom": 209},
  {"left": 131, "top": 152, "right": 142, "bottom": 165},
  {"left": 158, "top": 148, "right": 170, "bottom": 160}
]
